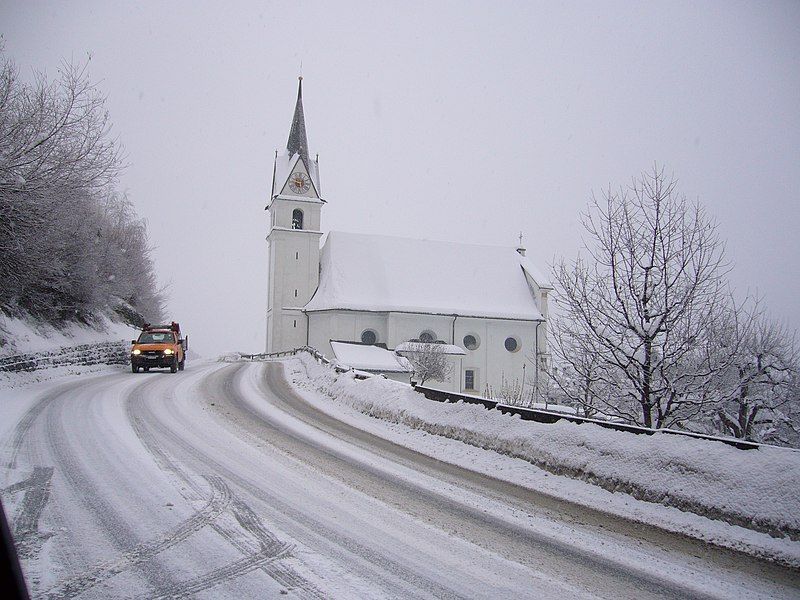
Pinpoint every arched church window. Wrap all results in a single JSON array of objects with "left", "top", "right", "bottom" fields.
[
  {"left": 292, "top": 209, "right": 304, "bottom": 230},
  {"left": 419, "top": 330, "right": 437, "bottom": 343},
  {"left": 361, "top": 329, "right": 378, "bottom": 345}
]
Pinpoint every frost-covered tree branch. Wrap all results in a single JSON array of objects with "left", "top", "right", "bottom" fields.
[
  {"left": 402, "top": 342, "right": 453, "bottom": 386},
  {"left": 0, "top": 48, "right": 163, "bottom": 325},
  {"left": 710, "top": 305, "right": 799, "bottom": 443}
]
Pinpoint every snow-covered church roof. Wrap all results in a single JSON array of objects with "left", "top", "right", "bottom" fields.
[{"left": 304, "top": 232, "right": 548, "bottom": 320}]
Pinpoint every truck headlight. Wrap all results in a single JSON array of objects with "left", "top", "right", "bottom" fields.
[
  {"left": 163, "top": 348, "right": 174, "bottom": 355},
  {"left": 132, "top": 349, "right": 141, "bottom": 355}
]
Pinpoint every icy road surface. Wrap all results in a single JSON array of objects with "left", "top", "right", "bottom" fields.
[{"left": 1, "top": 361, "right": 798, "bottom": 599}]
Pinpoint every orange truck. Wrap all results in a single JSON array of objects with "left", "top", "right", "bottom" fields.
[{"left": 130, "top": 322, "right": 188, "bottom": 373}]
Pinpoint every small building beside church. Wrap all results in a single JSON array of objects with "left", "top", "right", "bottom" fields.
[{"left": 266, "top": 79, "right": 552, "bottom": 398}]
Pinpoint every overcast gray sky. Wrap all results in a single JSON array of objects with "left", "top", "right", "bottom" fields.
[{"left": 2, "top": 1, "right": 799, "bottom": 357}]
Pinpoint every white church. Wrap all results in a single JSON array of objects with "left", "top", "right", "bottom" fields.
[{"left": 266, "top": 79, "right": 552, "bottom": 397}]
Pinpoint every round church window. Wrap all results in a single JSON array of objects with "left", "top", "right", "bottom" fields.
[
  {"left": 504, "top": 336, "right": 520, "bottom": 352},
  {"left": 361, "top": 329, "right": 377, "bottom": 345},
  {"left": 419, "top": 330, "right": 437, "bottom": 343},
  {"left": 463, "top": 334, "right": 480, "bottom": 350}
]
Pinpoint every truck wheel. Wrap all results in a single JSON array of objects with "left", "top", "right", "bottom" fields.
[
  {"left": 170, "top": 358, "right": 178, "bottom": 373},
  {"left": 131, "top": 364, "right": 139, "bottom": 373}
]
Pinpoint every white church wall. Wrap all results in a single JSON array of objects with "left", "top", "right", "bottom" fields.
[
  {"left": 267, "top": 230, "right": 320, "bottom": 309},
  {"left": 352, "top": 312, "right": 389, "bottom": 346},
  {"left": 385, "top": 313, "right": 458, "bottom": 348},
  {"left": 307, "top": 313, "right": 337, "bottom": 356},
  {"left": 421, "top": 316, "right": 541, "bottom": 397},
  {"left": 453, "top": 317, "right": 490, "bottom": 393},
  {"left": 384, "top": 313, "right": 541, "bottom": 397},
  {"left": 270, "top": 199, "right": 322, "bottom": 232},
  {"left": 481, "top": 319, "right": 539, "bottom": 398},
  {"left": 307, "top": 311, "right": 389, "bottom": 358},
  {"left": 307, "top": 309, "right": 543, "bottom": 398},
  {"left": 275, "top": 309, "right": 306, "bottom": 351}
]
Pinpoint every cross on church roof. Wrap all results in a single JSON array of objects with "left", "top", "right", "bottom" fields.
[{"left": 287, "top": 76, "right": 310, "bottom": 166}]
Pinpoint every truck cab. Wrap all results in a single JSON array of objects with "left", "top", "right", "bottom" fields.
[{"left": 131, "top": 322, "right": 187, "bottom": 373}]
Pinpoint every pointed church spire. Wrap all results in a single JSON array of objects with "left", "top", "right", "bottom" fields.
[{"left": 287, "top": 76, "right": 310, "bottom": 166}]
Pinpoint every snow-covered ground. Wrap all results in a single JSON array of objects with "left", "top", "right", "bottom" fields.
[
  {"left": 1, "top": 348, "right": 798, "bottom": 598},
  {"left": 285, "top": 352, "right": 800, "bottom": 567}
]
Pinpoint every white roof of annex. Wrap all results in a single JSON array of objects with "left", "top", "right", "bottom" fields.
[
  {"left": 304, "top": 231, "right": 549, "bottom": 321},
  {"left": 330, "top": 341, "right": 413, "bottom": 373}
]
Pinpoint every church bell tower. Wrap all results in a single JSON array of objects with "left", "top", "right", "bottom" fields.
[{"left": 266, "top": 77, "right": 324, "bottom": 352}]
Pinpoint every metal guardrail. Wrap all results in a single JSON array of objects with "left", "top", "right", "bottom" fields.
[
  {"left": 237, "top": 346, "right": 371, "bottom": 379},
  {"left": 0, "top": 341, "right": 129, "bottom": 373},
  {"left": 243, "top": 348, "right": 782, "bottom": 451},
  {"left": 413, "top": 385, "right": 780, "bottom": 451},
  {"left": 237, "top": 346, "right": 325, "bottom": 364}
]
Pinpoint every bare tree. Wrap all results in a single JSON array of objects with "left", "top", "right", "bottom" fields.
[
  {"left": 712, "top": 307, "right": 799, "bottom": 442},
  {"left": 401, "top": 342, "right": 453, "bottom": 386},
  {"left": 551, "top": 166, "right": 734, "bottom": 428}
]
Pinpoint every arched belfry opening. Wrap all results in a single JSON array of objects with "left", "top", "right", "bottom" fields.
[{"left": 292, "top": 209, "right": 304, "bottom": 230}]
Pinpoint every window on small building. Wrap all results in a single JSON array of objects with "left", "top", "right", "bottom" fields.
[
  {"left": 361, "top": 329, "right": 377, "bottom": 345},
  {"left": 463, "top": 334, "right": 480, "bottom": 350},
  {"left": 419, "top": 330, "right": 436, "bottom": 343},
  {"left": 464, "top": 369, "right": 476, "bottom": 391},
  {"left": 294, "top": 289, "right": 298, "bottom": 298},
  {"left": 292, "top": 209, "right": 304, "bottom": 230},
  {"left": 504, "top": 336, "right": 520, "bottom": 352}
]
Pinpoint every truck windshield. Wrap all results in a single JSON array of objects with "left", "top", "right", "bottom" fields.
[{"left": 137, "top": 332, "right": 173, "bottom": 343}]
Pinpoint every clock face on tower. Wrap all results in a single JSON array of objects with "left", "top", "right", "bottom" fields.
[{"left": 288, "top": 172, "right": 311, "bottom": 194}]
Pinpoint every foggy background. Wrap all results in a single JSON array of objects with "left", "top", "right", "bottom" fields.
[{"left": 2, "top": 1, "right": 798, "bottom": 357}]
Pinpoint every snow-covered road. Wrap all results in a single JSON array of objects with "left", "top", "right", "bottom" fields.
[{"left": 1, "top": 361, "right": 797, "bottom": 599}]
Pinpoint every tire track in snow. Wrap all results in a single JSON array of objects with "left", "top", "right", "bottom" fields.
[
  {"left": 3, "top": 466, "right": 54, "bottom": 558},
  {"left": 42, "top": 475, "right": 232, "bottom": 600},
  {"left": 124, "top": 365, "right": 327, "bottom": 599},
  {"left": 143, "top": 544, "right": 294, "bottom": 600},
  {"left": 2, "top": 371, "right": 191, "bottom": 593},
  {"left": 128, "top": 364, "right": 458, "bottom": 598},
  {"left": 37, "top": 373, "right": 207, "bottom": 597},
  {"left": 3, "top": 378, "right": 95, "bottom": 469},
  {"left": 199, "top": 363, "right": 507, "bottom": 599}
]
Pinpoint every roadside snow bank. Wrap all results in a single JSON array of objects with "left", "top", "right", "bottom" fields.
[
  {"left": 0, "top": 313, "right": 135, "bottom": 388},
  {"left": 0, "top": 313, "right": 135, "bottom": 357},
  {"left": 289, "top": 353, "right": 800, "bottom": 540}
]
